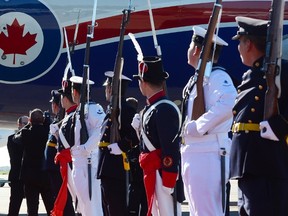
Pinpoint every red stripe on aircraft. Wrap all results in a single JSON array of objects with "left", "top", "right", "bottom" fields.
[{"left": 64, "top": 1, "right": 288, "bottom": 47}]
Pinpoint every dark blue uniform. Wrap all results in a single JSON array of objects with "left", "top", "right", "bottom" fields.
[
  {"left": 97, "top": 98, "right": 139, "bottom": 216},
  {"left": 230, "top": 58, "right": 288, "bottom": 215}
]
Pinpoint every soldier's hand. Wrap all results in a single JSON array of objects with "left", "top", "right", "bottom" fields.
[
  {"left": 71, "top": 145, "right": 87, "bottom": 156},
  {"left": 131, "top": 113, "right": 140, "bottom": 131},
  {"left": 108, "top": 143, "right": 122, "bottom": 155},
  {"left": 50, "top": 123, "right": 59, "bottom": 135},
  {"left": 185, "top": 120, "right": 202, "bottom": 137},
  {"left": 260, "top": 121, "right": 279, "bottom": 141}
]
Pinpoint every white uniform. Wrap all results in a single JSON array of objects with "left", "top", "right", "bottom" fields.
[
  {"left": 71, "top": 103, "right": 105, "bottom": 216},
  {"left": 181, "top": 68, "right": 237, "bottom": 216}
]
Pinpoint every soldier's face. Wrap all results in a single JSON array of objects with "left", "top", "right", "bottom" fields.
[
  {"left": 105, "top": 85, "right": 112, "bottom": 101},
  {"left": 238, "top": 36, "right": 251, "bottom": 66}
]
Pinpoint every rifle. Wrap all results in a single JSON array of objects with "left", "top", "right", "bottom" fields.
[
  {"left": 191, "top": 0, "right": 223, "bottom": 120},
  {"left": 79, "top": 0, "right": 98, "bottom": 200},
  {"left": 262, "top": 0, "right": 284, "bottom": 120},
  {"left": 110, "top": 8, "right": 132, "bottom": 206},
  {"left": 147, "top": 0, "right": 168, "bottom": 95}
]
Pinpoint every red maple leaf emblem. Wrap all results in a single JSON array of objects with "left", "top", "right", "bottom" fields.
[{"left": 0, "top": 18, "right": 37, "bottom": 64}]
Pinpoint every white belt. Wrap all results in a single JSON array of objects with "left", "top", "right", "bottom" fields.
[{"left": 184, "top": 133, "right": 227, "bottom": 144}]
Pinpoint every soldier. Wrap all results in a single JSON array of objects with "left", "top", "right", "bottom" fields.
[
  {"left": 97, "top": 71, "right": 139, "bottom": 216},
  {"left": 7, "top": 115, "right": 28, "bottom": 216},
  {"left": 126, "top": 97, "right": 148, "bottom": 216},
  {"left": 50, "top": 80, "right": 77, "bottom": 216},
  {"left": 132, "top": 56, "right": 183, "bottom": 216},
  {"left": 180, "top": 26, "right": 237, "bottom": 216},
  {"left": 230, "top": 16, "right": 288, "bottom": 215},
  {"left": 69, "top": 75, "right": 105, "bottom": 216},
  {"left": 43, "top": 90, "right": 63, "bottom": 207}
]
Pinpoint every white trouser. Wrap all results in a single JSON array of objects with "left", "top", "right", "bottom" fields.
[
  {"left": 72, "top": 161, "right": 103, "bottom": 216},
  {"left": 181, "top": 136, "right": 230, "bottom": 216},
  {"left": 152, "top": 170, "right": 182, "bottom": 216}
]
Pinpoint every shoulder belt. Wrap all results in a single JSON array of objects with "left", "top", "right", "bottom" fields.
[
  {"left": 141, "top": 99, "right": 181, "bottom": 152},
  {"left": 59, "top": 112, "right": 74, "bottom": 149}
]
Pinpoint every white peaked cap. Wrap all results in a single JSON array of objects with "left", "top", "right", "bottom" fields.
[
  {"left": 192, "top": 26, "right": 228, "bottom": 46},
  {"left": 104, "top": 71, "right": 132, "bottom": 81},
  {"left": 70, "top": 75, "right": 95, "bottom": 85}
]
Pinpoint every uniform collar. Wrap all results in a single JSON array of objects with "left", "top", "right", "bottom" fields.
[
  {"left": 66, "top": 104, "right": 77, "bottom": 114},
  {"left": 147, "top": 90, "right": 166, "bottom": 105},
  {"left": 252, "top": 56, "right": 264, "bottom": 69}
]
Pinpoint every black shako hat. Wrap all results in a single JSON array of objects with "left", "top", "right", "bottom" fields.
[
  {"left": 49, "top": 90, "right": 61, "bottom": 104},
  {"left": 232, "top": 16, "right": 268, "bottom": 40},
  {"left": 133, "top": 56, "right": 169, "bottom": 83}
]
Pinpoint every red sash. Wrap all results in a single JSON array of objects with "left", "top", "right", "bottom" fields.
[
  {"left": 139, "top": 149, "right": 161, "bottom": 216},
  {"left": 50, "top": 149, "right": 72, "bottom": 216}
]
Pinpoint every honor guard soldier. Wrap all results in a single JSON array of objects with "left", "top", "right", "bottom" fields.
[
  {"left": 230, "top": 17, "right": 288, "bottom": 215},
  {"left": 181, "top": 26, "right": 237, "bottom": 216},
  {"left": 43, "top": 90, "right": 63, "bottom": 206},
  {"left": 50, "top": 80, "right": 77, "bottom": 216},
  {"left": 7, "top": 116, "right": 28, "bottom": 216},
  {"left": 69, "top": 76, "right": 105, "bottom": 216},
  {"left": 97, "top": 71, "right": 139, "bottom": 216},
  {"left": 132, "top": 56, "right": 183, "bottom": 216}
]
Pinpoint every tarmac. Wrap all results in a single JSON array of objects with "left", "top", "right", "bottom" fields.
[{"left": 0, "top": 176, "right": 239, "bottom": 216}]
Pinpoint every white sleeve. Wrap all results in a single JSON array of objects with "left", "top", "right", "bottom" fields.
[
  {"left": 195, "top": 70, "right": 237, "bottom": 134},
  {"left": 83, "top": 103, "right": 105, "bottom": 152}
]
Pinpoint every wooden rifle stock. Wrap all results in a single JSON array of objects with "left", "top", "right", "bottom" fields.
[
  {"left": 110, "top": 9, "right": 131, "bottom": 143},
  {"left": 262, "top": 0, "right": 284, "bottom": 120},
  {"left": 191, "top": 0, "right": 222, "bottom": 120}
]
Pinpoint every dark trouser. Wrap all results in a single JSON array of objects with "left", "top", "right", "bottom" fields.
[
  {"left": 238, "top": 174, "right": 288, "bottom": 216},
  {"left": 8, "top": 180, "right": 25, "bottom": 216},
  {"left": 101, "top": 176, "right": 128, "bottom": 216},
  {"left": 128, "top": 180, "right": 147, "bottom": 216},
  {"left": 24, "top": 180, "right": 53, "bottom": 216}
]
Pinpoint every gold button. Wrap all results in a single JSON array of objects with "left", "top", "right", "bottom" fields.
[
  {"left": 285, "top": 136, "right": 288, "bottom": 145},
  {"left": 248, "top": 120, "right": 252, "bottom": 123},
  {"left": 259, "top": 85, "right": 263, "bottom": 90},
  {"left": 233, "top": 110, "right": 237, "bottom": 115},
  {"left": 251, "top": 108, "right": 255, "bottom": 112},
  {"left": 237, "top": 89, "right": 241, "bottom": 93},
  {"left": 255, "top": 62, "right": 260, "bottom": 67},
  {"left": 255, "top": 96, "right": 259, "bottom": 101}
]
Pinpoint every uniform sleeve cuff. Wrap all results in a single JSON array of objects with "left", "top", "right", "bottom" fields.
[{"left": 162, "top": 171, "right": 177, "bottom": 188}]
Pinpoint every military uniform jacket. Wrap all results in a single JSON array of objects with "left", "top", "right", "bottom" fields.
[
  {"left": 230, "top": 58, "right": 288, "bottom": 179},
  {"left": 97, "top": 98, "right": 138, "bottom": 180},
  {"left": 43, "top": 118, "right": 60, "bottom": 172},
  {"left": 140, "top": 92, "right": 181, "bottom": 187},
  {"left": 58, "top": 105, "right": 78, "bottom": 152}
]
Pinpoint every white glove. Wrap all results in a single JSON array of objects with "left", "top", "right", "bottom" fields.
[
  {"left": 131, "top": 113, "right": 140, "bottom": 131},
  {"left": 185, "top": 120, "right": 202, "bottom": 137},
  {"left": 71, "top": 145, "right": 87, "bottom": 156},
  {"left": 162, "top": 186, "right": 174, "bottom": 196},
  {"left": 108, "top": 143, "right": 122, "bottom": 155},
  {"left": 260, "top": 121, "right": 279, "bottom": 141},
  {"left": 50, "top": 123, "right": 59, "bottom": 135}
]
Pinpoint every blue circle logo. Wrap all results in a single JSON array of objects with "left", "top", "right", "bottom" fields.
[{"left": 0, "top": 0, "right": 62, "bottom": 84}]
